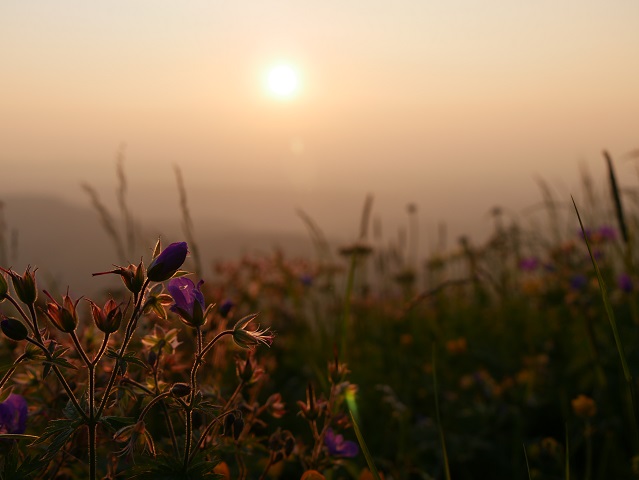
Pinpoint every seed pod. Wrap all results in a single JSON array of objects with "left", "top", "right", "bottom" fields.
[{"left": 1, "top": 318, "right": 29, "bottom": 341}]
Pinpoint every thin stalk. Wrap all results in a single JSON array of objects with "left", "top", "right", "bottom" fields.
[
  {"left": 189, "top": 410, "right": 238, "bottom": 462},
  {"left": 585, "top": 420, "right": 592, "bottom": 480},
  {"left": 573, "top": 197, "right": 639, "bottom": 448},
  {"left": 340, "top": 253, "right": 358, "bottom": 361},
  {"left": 432, "top": 346, "right": 451, "bottom": 480},
  {"left": 565, "top": 423, "right": 570, "bottom": 480},
  {"left": 91, "top": 333, "right": 111, "bottom": 366},
  {"left": 523, "top": 444, "right": 532, "bottom": 480},
  {"left": 184, "top": 327, "right": 204, "bottom": 471},
  {"left": 96, "top": 279, "right": 150, "bottom": 418},
  {"left": 0, "top": 353, "right": 28, "bottom": 391},
  {"left": 5, "top": 296, "right": 33, "bottom": 333},
  {"left": 25, "top": 305, "right": 86, "bottom": 421}
]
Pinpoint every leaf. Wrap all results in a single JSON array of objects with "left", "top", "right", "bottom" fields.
[
  {"left": 0, "top": 387, "right": 14, "bottom": 403},
  {"left": 30, "top": 418, "right": 82, "bottom": 462},
  {"left": 42, "top": 358, "right": 78, "bottom": 371},
  {"left": 100, "top": 416, "right": 136, "bottom": 432},
  {"left": 152, "top": 237, "right": 162, "bottom": 259}
]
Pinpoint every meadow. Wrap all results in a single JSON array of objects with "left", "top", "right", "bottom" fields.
[{"left": 0, "top": 151, "right": 638, "bottom": 480}]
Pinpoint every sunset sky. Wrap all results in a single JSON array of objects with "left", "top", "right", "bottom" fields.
[{"left": 1, "top": 1, "right": 638, "bottom": 242}]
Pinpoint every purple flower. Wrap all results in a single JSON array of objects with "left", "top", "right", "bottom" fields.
[
  {"left": 570, "top": 274, "right": 588, "bottom": 291},
  {"left": 618, "top": 273, "right": 633, "bottom": 293},
  {"left": 324, "top": 428, "right": 358, "bottom": 458},
  {"left": 598, "top": 225, "right": 617, "bottom": 241},
  {"left": 218, "top": 299, "right": 234, "bottom": 319},
  {"left": 300, "top": 274, "right": 313, "bottom": 286},
  {"left": 147, "top": 242, "right": 188, "bottom": 282},
  {"left": 0, "top": 394, "right": 27, "bottom": 434},
  {"left": 518, "top": 257, "right": 539, "bottom": 272},
  {"left": 168, "top": 277, "right": 206, "bottom": 327}
]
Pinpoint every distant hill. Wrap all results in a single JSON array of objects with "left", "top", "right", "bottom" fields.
[{"left": 0, "top": 195, "right": 317, "bottom": 296}]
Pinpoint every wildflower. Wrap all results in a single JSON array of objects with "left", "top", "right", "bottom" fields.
[
  {"left": 147, "top": 242, "right": 188, "bottom": 282},
  {"left": 324, "top": 428, "right": 359, "bottom": 457},
  {"left": 168, "top": 277, "right": 213, "bottom": 328},
  {"left": 569, "top": 274, "right": 588, "bottom": 291},
  {"left": 572, "top": 394, "right": 597, "bottom": 418},
  {"left": 0, "top": 394, "right": 28, "bottom": 434},
  {"left": 2, "top": 266, "right": 38, "bottom": 305},
  {"left": 518, "top": 257, "right": 539, "bottom": 272},
  {"left": 268, "top": 428, "right": 295, "bottom": 462},
  {"left": 43, "top": 289, "right": 79, "bottom": 333},
  {"left": 88, "top": 298, "right": 123, "bottom": 333},
  {"left": 0, "top": 317, "right": 29, "bottom": 341},
  {"left": 266, "top": 393, "right": 286, "bottom": 418},
  {"left": 597, "top": 225, "right": 617, "bottom": 242},
  {"left": 170, "top": 383, "right": 191, "bottom": 398},
  {"left": 235, "top": 352, "right": 264, "bottom": 384},
  {"left": 232, "top": 313, "right": 274, "bottom": 349},
  {"left": 618, "top": 273, "right": 633, "bottom": 293},
  {"left": 92, "top": 261, "right": 145, "bottom": 294},
  {"left": 297, "top": 383, "right": 325, "bottom": 421},
  {"left": 218, "top": 299, "right": 234, "bottom": 319}
]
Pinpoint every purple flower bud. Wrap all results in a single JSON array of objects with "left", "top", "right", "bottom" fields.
[
  {"left": 218, "top": 299, "right": 234, "bottom": 319},
  {"left": 618, "top": 273, "right": 633, "bottom": 293},
  {"left": 570, "top": 274, "right": 588, "bottom": 291},
  {"left": 168, "top": 277, "right": 207, "bottom": 327},
  {"left": 0, "top": 394, "right": 28, "bottom": 434},
  {"left": 598, "top": 225, "right": 617, "bottom": 241},
  {"left": 324, "top": 428, "right": 358, "bottom": 458},
  {"left": 147, "top": 242, "right": 188, "bottom": 282},
  {"left": 518, "top": 257, "right": 539, "bottom": 272}
]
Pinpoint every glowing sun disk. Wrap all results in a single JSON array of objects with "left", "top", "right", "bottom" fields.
[{"left": 266, "top": 64, "right": 299, "bottom": 98}]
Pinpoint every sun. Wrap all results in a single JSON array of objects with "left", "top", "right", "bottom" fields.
[{"left": 266, "top": 64, "right": 300, "bottom": 99}]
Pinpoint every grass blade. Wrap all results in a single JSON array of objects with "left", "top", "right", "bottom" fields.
[
  {"left": 604, "top": 150, "right": 629, "bottom": 244},
  {"left": 523, "top": 444, "right": 532, "bottom": 480},
  {"left": 433, "top": 346, "right": 452, "bottom": 480},
  {"left": 572, "top": 196, "right": 639, "bottom": 447},
  {"left": 349, "top": 410, "right": 382, "bottom": 480}
]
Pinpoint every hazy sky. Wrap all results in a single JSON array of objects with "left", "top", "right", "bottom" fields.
[{"left": 1, "top": 1, "right": 638, "bottom": 242}]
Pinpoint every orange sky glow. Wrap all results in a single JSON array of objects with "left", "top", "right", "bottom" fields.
[{"left": 1, "top": 1, "right": 638, "bottom": 241}]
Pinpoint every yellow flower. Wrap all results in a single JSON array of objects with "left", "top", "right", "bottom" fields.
[{"left": 571, "top": 394, "right": 597, "bottom": 418}]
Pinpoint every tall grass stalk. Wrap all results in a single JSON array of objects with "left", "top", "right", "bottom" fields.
[
  {"left": 523, "top": 444, "right": 532, "bottom": 480},
  {"left": 572, "top": 196, "right": 639, "bottom": 449},
  {"left": 432, "top": 346, "right": 452, "bottom": 480},
  {"left": 174, "top": 165, "right": 202, "bottom": 279},
  {"left": 349, "top": 410, "right": 382, "bottom": 480},
  {"left": 565, "top": 423, "right": 570, "bottom": 480}
]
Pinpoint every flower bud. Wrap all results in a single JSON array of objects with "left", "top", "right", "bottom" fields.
[
  {"left": 147, "top": 242, "right": 188, "bottom": 282},
  {"left": 89, "top": 298, "right": 123, "bottom": 333},
  {"left": 3, "top": 266, "right": 38, "bottom": 305},
  {"left": 92, "top": 262, "right": 145, "bottom": 294},
  {"left": 1, "top": 317, "right": 29, "bottom": 341},
  {"left": 43, "top": 290, "right": 79, "bottom": 333},
  {"left": 170, "top": 383, "right": 191, "bottom": 398}
]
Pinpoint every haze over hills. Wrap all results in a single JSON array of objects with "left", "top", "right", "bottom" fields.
[{"left": 0, "top": 194, "right": 320, "bottom": 296}]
